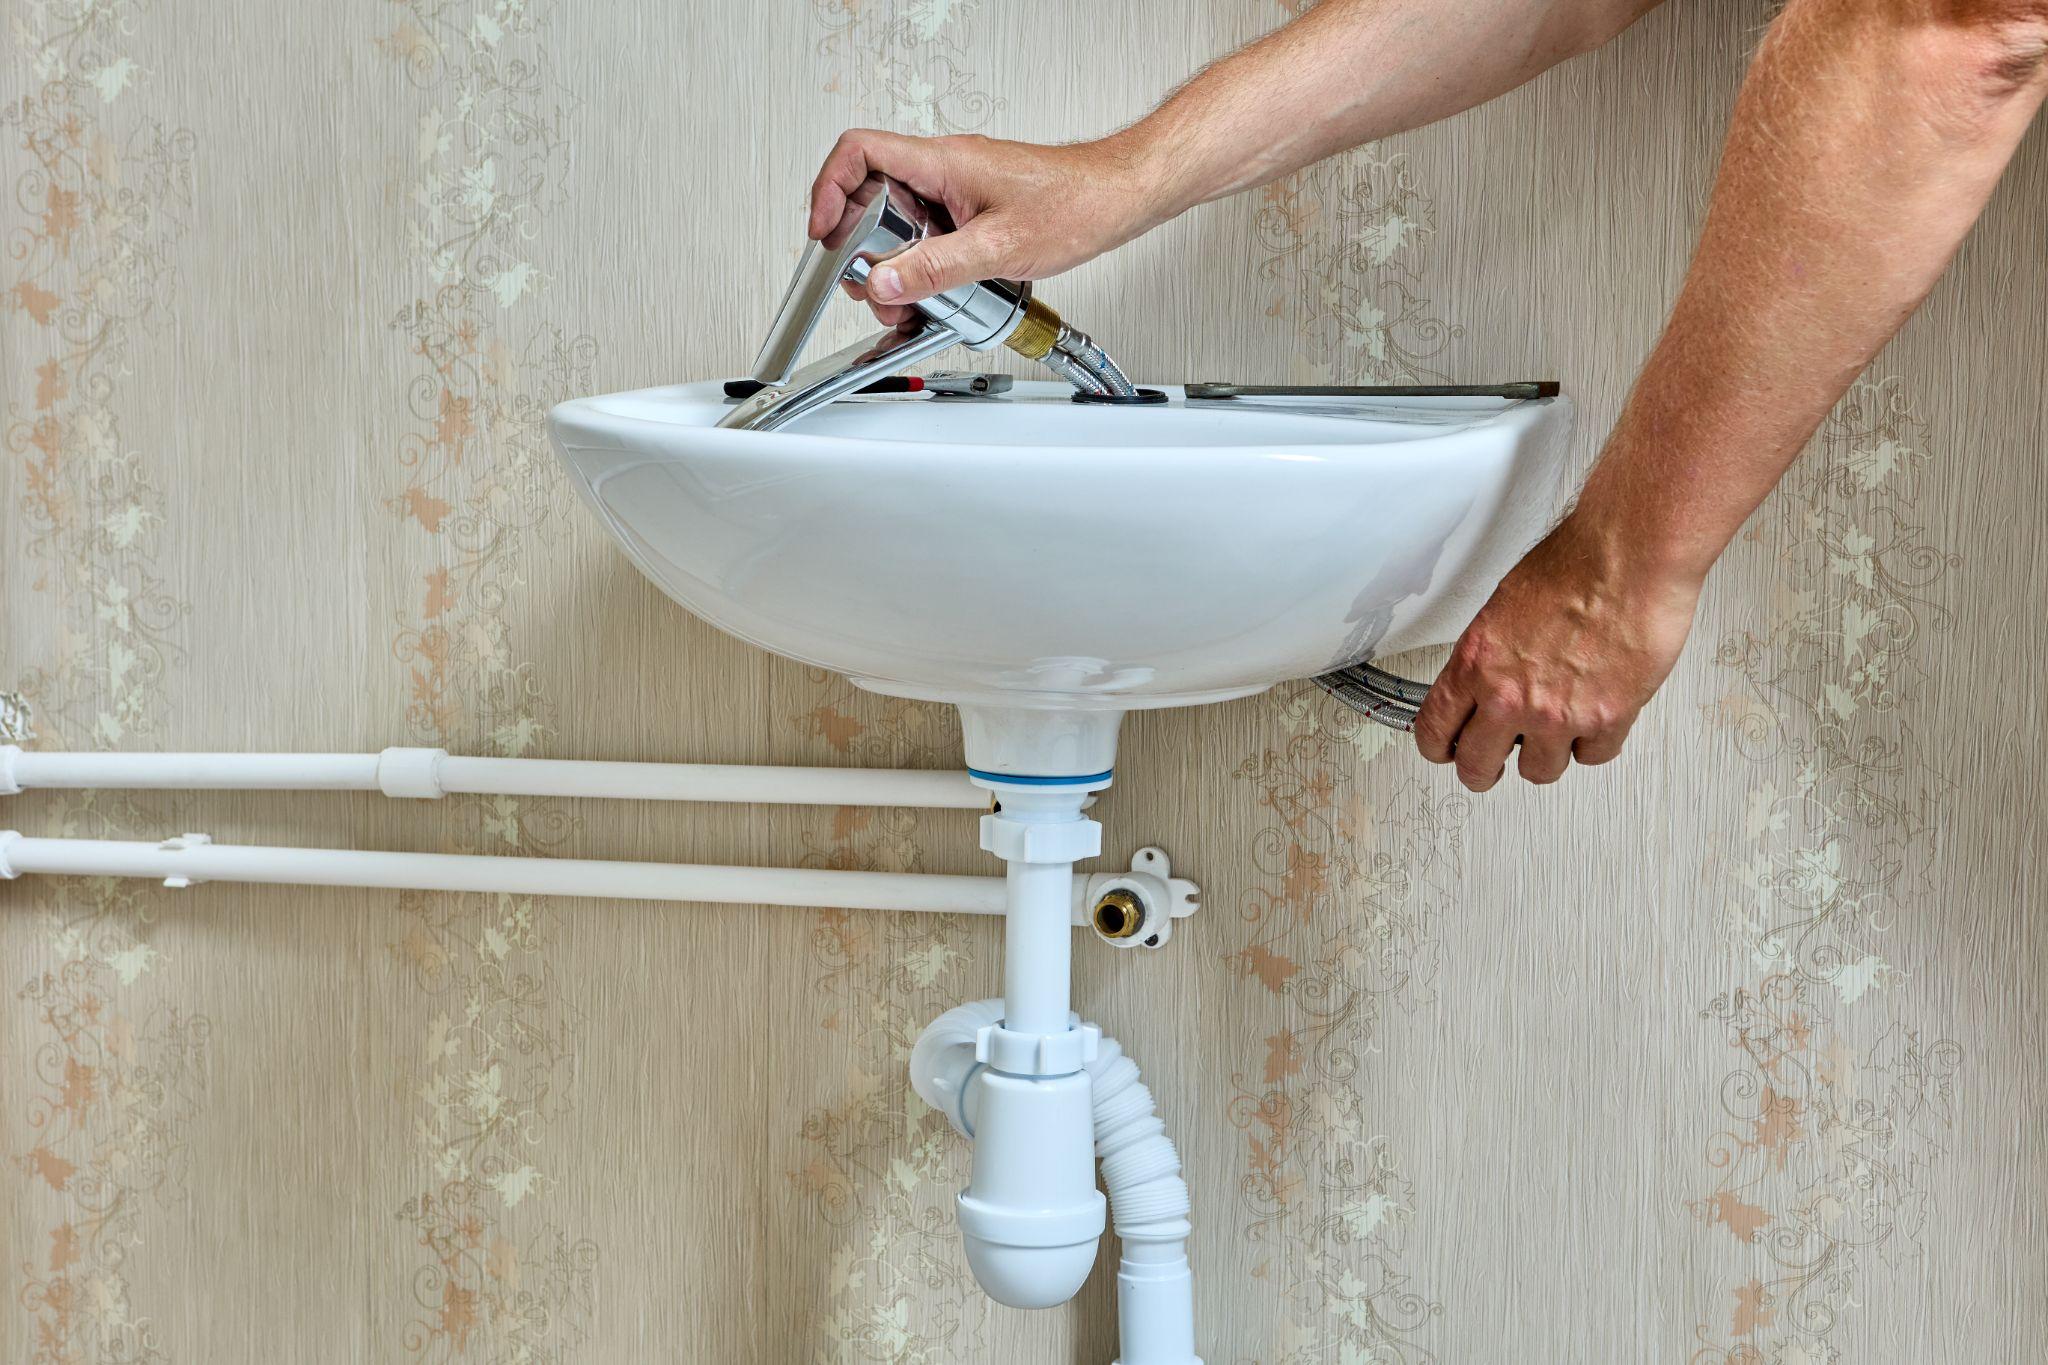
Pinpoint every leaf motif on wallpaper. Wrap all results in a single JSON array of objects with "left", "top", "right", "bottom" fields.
[
  {"left": 901, "top": 940, "right": 957, "bottom": 989},
  {"left": 422, "top": 567, "right": 457, "bottom": 618},
  {"left": 0, "top": 691, "right": 35, "bottom": 742},
  {"left": 24, "top": 1144, "right": 78, "bottom": 1193},
  {"left": 11, "top": 277, "right": 64, "bottom": 324},
  {"left": 1748, "top": 1088, "right": 1803, "bottom": 1166},
  {"left": 1827, "top": 954, "right": 1892, "bottom": 1005},
  {"left": 1338, "top": 1189, "right": 1403, "bottom": 1243},
  {"left": 1234, "top": 942, "right": 1302, "bottom": 993},
  {"left": 1704, "top": 1190, "right": 1773, "bottom": 1245},
  {"left": 1729, "top": 1278, "right": 1777, "bottom": 1337},
  {"left": 376, "top": 2, "right": 603, "bottom": 1360},
  {"left": 1230, "top": 686, "right": 1456, "bottom": 1362},
  {"left": 813, "top": 0, "right": 1001, "bottom": 137},
  {"left": 1263, "top": 1029, "right": 1304, "bottom": 1083},
  {"left": 802, "top": 702, "right": 867, "bottom": 754},
  {"left": 104, "top": 940, "right": 160, "bottom": 985},
  {"left": 34, "top": 355, "right": 69, "bottom": 407},
  {"left": 6, "top": 7, "right": 212, "bottom": 1362},
  {"left": 490, "top": 713, "right": 547, "bottom": 757},
  {"left": 91, "top": 56, "right": 139, "bottom": 102},
  {"left": 488, "top": 260, "right": 538, "bottom": 308},
  {"left": 782, "top": 697, "right": 992, "bottom": 1359},
  {"left": 1255, "top": 150, "right": 1458, "bottom": 384},
  {"left": 491, "top": 1163, "right": 543, "bottom": 1207}
]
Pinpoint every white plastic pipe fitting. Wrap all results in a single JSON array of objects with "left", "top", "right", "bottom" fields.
[
  {"left": 910, "top": 1004, "right": 1200, "bottom": 1364},
  {"left": 910, "top": 1001, "right": 1107, "bottom": 1310},
  {"left": 909, "top": 998, "right": 1004, "bottom": 1139},
  {"left": 957, "top": 1063, "right": 1106, "bottom": 1309},
  {"left": 956, "top": 781, "right": 1112, "bottom": 1307},
  {"left": 979, "top": 785, "right": 1103, "bottom": 1032}
]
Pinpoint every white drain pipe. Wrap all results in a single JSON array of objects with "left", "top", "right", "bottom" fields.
[
  {"left": 0, "top": 745, "right": 989, "bottom": 809},
  {"left": 1088, "top": 1035, "right": 1198, "bottom": 1365},
  {"left": 953, "top": 783, "right": 1110, "bottom": 1310},
  {"left": 0, "top": 833, "right": 1121, "bottom": 918},
  {"left": 912, "top": 1001, "right": 1199, "bottom": 1365}
]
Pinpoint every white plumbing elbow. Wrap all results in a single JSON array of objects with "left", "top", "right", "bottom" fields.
[
  {"left": 957, "top": 1065, "right": 1105, "bottom": 1309},
  {"left": 910, "top": 998, "right": 1003, "bottom": 1137},
  {"left": 912, "top": 999, "right": 1106, "bottom": 1310},
  {"left": 910, "top": 1004, "right": 1197, "bottom": 1351}
]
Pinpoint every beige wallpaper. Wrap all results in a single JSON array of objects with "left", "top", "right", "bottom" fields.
[{"left": 4, "top": 1, "right": 2043, "bottom": 1361}]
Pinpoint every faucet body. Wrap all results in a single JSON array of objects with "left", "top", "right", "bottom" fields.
[{"left": 719, "top": 176, "right": 1137, "bottom": 432}]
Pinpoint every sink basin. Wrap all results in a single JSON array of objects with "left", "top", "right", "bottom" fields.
[{"left": 548, "top": 380, "right": 1574, "bottom": 776}]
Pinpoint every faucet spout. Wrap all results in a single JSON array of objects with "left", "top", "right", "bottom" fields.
[
  {"left": 719, "top": 174, "right": 1143, "bottom": 432},
  {"left": 718, "top": 322, "right": 961, "bottom": 432}
]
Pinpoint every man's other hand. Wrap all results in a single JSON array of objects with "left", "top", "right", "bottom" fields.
[{"left": 1412, "top": 513, "right": 1703, "bottom": 791}]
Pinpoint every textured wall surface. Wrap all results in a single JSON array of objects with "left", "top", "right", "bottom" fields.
[{"left": 4, "top": 1, "right": 2044, "bottom": 1361}]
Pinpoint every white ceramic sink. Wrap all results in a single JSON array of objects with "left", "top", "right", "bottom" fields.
[{"left": 548, "top": 380, "right": 1573, "bottom": 776}]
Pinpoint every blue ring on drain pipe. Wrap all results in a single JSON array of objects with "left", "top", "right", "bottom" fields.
[{"left": 966, "top": 768, "right": 1114, "bottom": 787}]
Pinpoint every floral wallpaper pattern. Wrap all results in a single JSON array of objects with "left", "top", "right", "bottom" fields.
[
  {"left": 1227, "top": 114, "right": 1463, "bottom": 1358},
  {"left": 376, "top": 0, "right": 599, "bottom": 1357},
  {"left": 813, "top": 0, "right": 1002, "bottom": 136},
  {"left": 1228, "top": 689, "right": 1460, "bottom": 1363},
  {"left": 1689, "top": 378, "right": 1964, "bottom": 1362},
  {"left": 1254, "top": 150, "right": 1458, "bottom": 385},
  {"left": 5, "top": 2, "right": 207, "bottom": 1361}
]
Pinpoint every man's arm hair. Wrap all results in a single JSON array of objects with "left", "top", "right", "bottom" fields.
[
  {"left": 1407, "top": 0, "right": 2046, "bottom": 791},
  {"left": 1118, "top": 0, "right": 1669, "bottom": 217},
  {"left": 1566, "top": 0, "right": 2048, "bottom": 588}
]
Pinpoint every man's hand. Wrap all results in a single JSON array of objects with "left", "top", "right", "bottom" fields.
[
  {"left": 808, "top": 130, "right": 1166, "bottom": 326},
  {"left": 804, "top": 0, "right": 1657, "bottom": 327},
  {"left": 1413, "top": 513, "right": 1702, "bottom": 791},
  {"left": 1416, "top": 0, "right": 2047, "bottom": 791}
]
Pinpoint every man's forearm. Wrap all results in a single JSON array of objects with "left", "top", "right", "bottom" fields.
[
  {"left": 1113, "top": 0, "right": 1662, "bottom": 214},
  {"left": 810, "top": 0, "right": 1659, "bottom": 312},
  {"left": 1576, "top": 0, "right": 2048, "bottom": 582}
]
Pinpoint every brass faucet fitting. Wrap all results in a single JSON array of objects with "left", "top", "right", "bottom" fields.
[{"left": 1002, "top": 295, "right": 1064, "bottom": 362}]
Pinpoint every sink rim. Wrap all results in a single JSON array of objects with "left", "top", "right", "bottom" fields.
[{"left": 550, "top": 379, "right": 1559, "bottom": 460}]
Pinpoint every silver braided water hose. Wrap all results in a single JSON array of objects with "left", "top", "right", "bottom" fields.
[{"left": 1312, "top": 661, "right": 1432, "bottom": 732}]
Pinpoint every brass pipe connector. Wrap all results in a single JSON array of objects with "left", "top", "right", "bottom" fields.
[
  {"left": 1002, "top": 295, "right": 1064, "bottom": 362},
  {"left": 1091, "top": 887, "right": 1144, "bottom": 940}
]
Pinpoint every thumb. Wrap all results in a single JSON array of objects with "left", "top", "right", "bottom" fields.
[{"left": 867, "top": 219, "right": 1011, "bottom": 305}]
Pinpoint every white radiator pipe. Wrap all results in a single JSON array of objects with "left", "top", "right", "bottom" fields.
[
  {"left": 0, "top": 745, "right": 989, "bottom": 809},
  {"left": 0, "top": 832, "right": 1116, "bottom": 918}
]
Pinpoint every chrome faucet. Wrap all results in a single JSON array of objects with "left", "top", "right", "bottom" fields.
[{"left": 719, "top": 176, "right": 1141, "bottom": 432}]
